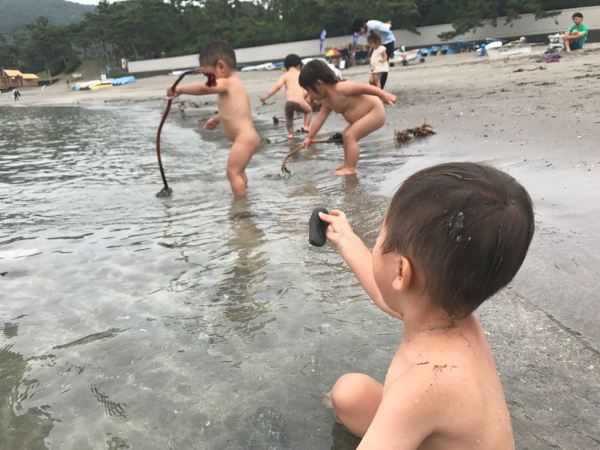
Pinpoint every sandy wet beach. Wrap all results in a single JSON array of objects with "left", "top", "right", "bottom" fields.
[{"left": 2, "top": 44, "right": 600, "bottom": 448}]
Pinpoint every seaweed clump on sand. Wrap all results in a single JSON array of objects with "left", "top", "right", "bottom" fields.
[{"left": 395, "top": 119, "right": 436, "bottom": 142}]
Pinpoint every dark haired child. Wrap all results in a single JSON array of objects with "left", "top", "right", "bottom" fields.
[
  {"left": 367, "top": 33, "right": 388, "bottom": 89},
  {"left": 319, "top": 162, "right": 534, "bottom": 448},
  {"left": 167, "top": 40, "right": 259, "bottom": 197},
  {"left": 261, "top": 54, "right": 312, "bottom": 139},
  {"left": 299, "top": 60, "right": 396, "bottom": 176},
  {"left": 561, "top": 12, "right": 588, "bottom": 52}
]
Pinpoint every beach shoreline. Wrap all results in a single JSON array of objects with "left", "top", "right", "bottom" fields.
[
  {"left": 3, "top": 44, "right": 600, "bottom": 447},
  {"left": 4, "top": 44, "right": 600, "bottom": 348}
]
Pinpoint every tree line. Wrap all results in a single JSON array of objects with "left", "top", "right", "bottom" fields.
[{"left": 1, "top": 0, "right": 598, "bottom": 77}]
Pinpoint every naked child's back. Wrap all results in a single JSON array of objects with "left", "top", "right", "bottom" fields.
[{"left": 317, "top": 162, "right": 534, "bottom": 449}]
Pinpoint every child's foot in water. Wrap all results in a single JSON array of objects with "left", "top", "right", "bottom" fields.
[
  {"left": 334, "top": 167, "right": 357, "bottom": 176},
  {"left": 334, "top": 163, "right": 346, "bottom": 170}
]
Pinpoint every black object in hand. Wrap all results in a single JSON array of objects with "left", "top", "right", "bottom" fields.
[{"left": 309, "top": 208, "right": 329, "bottom": 247}]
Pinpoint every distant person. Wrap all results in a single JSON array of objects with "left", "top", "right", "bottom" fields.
[
  {"left": 562, "top": 12, "right": 588, "bottom": 52},
  {"left": 318, "top": 162, "right": 534, "bottom": 447},
  {"left": 367, "top": 33, "right": 389, "bottom": 89},
  {"left": 12, "top": 89, "right": 20, "bottom": 100},
  {"left": 260, "top": 54, "right": 312, "bottom": 139},
  {"left": 299, "top": 60, "right": 396, "bottom": 176},
  {"left": 352, "top": 17, "right": 395, "bottom": 90},
  {"left": 167, "top": 41, "right": 260, "bottom": 197}
]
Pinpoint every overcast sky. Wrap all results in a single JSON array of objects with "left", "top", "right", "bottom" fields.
[{"left": 69, "top": 0, "right": 119, "bottom": 5}]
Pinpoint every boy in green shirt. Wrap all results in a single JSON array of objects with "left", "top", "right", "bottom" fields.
[{"left": 562, "top": 12, "right": 588, "bottom": 52}]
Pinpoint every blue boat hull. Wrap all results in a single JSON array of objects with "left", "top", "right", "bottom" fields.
[{"left": 457, "top": 41, "right": 475, "bottom": 49}]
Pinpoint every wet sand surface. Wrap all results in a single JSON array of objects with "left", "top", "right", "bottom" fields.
[{"left": 2, "top": 45, "right": 600, "bottom": 448}]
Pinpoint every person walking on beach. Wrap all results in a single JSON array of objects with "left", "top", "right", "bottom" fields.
[
  {"left": 12, "top": 89, "right": 20, "bottom": 101},
  {"left": 352, "top": 17, "right": 395, "bottom": 90},
  {"left": 561, "top": 12, "right": 588, "bottom": 52},
  {"left": 367, "top": 34, "right": 389, "bottom": 89}
]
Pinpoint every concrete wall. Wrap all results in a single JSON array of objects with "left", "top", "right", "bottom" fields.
[{"left": 129, "top": 6, "right": 600, "bottom": 75}]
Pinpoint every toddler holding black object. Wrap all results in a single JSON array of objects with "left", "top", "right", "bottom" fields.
[
  {"left": 167, "top": 41, "right": 259, "bottom": 197},
  {"left": 300, "top": 60, "right": 396, "bottom": 176},
  {"left": 318, "top": 162, "right": 534, "bottom": 449},
  {"left": 261, "top": 54, "right": 312, "bottom": 139}
]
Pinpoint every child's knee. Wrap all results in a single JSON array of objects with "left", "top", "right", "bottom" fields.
[
  {"left": 331, "top": 373, "right": 370, "bottom": 411},
  {"left": 226, "top": 165, "right": 242, "bottom": 180},
  {"left": 342, "top": 128, "right": 353, "bottom": 142}
]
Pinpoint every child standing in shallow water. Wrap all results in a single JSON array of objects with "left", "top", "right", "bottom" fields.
[
  {"left": 167, "top": 41, "right": 259, "bottom": 197},
  {"left": 318, "top": 162, "right": 534, "bottom": 448},
  {"left": 300, "top": 60, "right": 396, "bottom": 176},
  {"left": 260, "top": 54, "right": 312, "bottom": 139},
  {"left": 367, "top": 33, "right": 389, "bottom": 89}
]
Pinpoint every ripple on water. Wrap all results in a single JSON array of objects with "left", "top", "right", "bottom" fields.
[{"left": 0, "top": 104, "right": 413, "bottom": 449}]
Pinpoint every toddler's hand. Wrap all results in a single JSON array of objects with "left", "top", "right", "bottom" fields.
[
  {"left": 167, "top": 85, "right": 180, "bottom": 100},
  {"left": 204, "top": 117, "right": 219, "bottom": 130},
  {"left": 382, "top": 92, "right": 396, "bottom": 106},
  {"left": 302, "top": 136, "right": 313, "bottom": 148},
  {"left": 318, "top": 210, "right": 355, "bottom": 248}
]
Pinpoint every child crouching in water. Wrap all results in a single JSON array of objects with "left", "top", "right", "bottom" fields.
[
  {"left": 167, "top": 41, "right": 259, "bottom": 196},
  {"left": 300, "top": 60, "right": 396, "bottom": 176},
  {"left": 261, "top": 54, "right": 312, "bottom": 139},
  {"left": 367, "top": 33, "right": 389, "bottom": 89},
  {"left": 319, "top": 162, "right": 534, "bottom": 448}
]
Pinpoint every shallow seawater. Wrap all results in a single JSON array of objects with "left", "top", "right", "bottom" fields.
[{"left": 0, "top": 104, "right": 425, "bottom": 449}]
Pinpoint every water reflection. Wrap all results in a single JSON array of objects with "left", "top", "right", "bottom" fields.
[
  {"left": 221, "top": 198, "right": 270, "bottom": 332},
  {"left": 0, "top": 326, "right": 56, "bottom": 449},
  {"left": 0, "top": 104, "right": 406, "bottom": 449}
]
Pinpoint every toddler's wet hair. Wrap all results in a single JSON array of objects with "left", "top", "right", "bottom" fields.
[
  {"left": 284, "top": 54, "right": 302, "bottom": 70},
  {"left": 200, "top": 41, "right": 236, "bottom": 70},
  {"left": 299, "top": 60, "right": 339, "bottom": 92},
  {"left": 367, "top": 33, "right": 382, "bottom": 45},
  {"left": 383, "top": 162, "right": 534, "bottom": 317}
]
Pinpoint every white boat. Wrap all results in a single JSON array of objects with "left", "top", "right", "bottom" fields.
[{"left": 487, "top": 45, "right": 532, "bottom": 59}]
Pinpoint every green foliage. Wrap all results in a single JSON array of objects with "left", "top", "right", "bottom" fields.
[
  {"left": 1, "top": 0, "right": 599, "bottom": 73},
  {"left": 0, "top": 0, "right": 93, "bottom": 35}
]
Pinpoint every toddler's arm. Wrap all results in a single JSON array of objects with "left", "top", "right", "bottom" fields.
[
  {"left": 319, "top": 210, "right": 402, "bottom": 319},
  {"left": 167, "top": 79, "right": 228, "bottom": 99},
  {"left": 337, "top": 81, "right": 396, "bottom": 105},
  {"left": 260, "top": 75, "right": 285, "bottom": 102},
  {"left": 204, "top": 114, "right": 220, "bottom": 130},
  {"left": 302, "top": 105, "right": 332, "bottom": 148},
  {"left": 357, "top": 366, "right": 439, "bottom": 449}
]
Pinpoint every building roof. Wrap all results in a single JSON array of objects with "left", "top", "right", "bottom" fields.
[
  {"left": 22, "top": 73, "right": 39, "bottom": 80},
  {"left": 3, "top": 69, "right": 23, "bottom": 77}
]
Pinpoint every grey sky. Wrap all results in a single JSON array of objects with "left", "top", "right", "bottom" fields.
[{"left": 69, "top": 0, "right": 119, "bottom": 5}]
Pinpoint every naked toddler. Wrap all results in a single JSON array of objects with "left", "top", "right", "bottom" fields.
[
  {"left": 319, "top": 162, "right": 534, "bottom": 449},
  {"left": 167, "top": 41, "right": 259, "bottom": 196}
]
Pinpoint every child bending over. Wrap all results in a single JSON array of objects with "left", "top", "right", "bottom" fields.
[
  {"left": 167, "top": 41, "right": 259, "bottom": 196},
  {"left": 261, "top": 54, "right": 312, "bottom": 139},
  {"left": 319, "top": 162, "right": 534, "bottom": 449},
  {"left": 367, "top": 33, "right": 389, "bottom": 89},
  {"left": 299, "top": 60, "right": 396, "bottom": 177}
]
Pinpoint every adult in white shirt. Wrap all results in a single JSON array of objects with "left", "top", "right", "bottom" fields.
[{"left": 352, "top": 18, "right": 395, "bottom": 90}]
